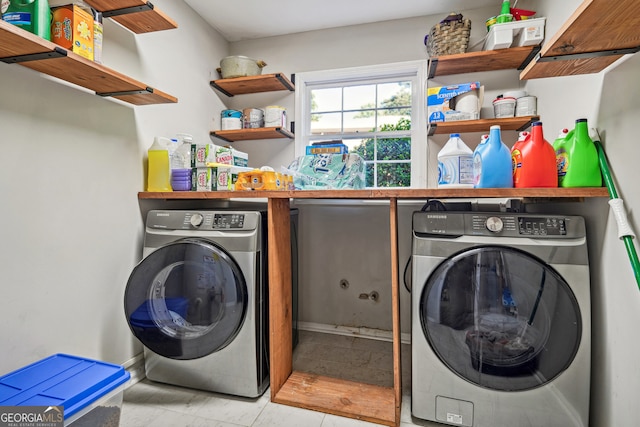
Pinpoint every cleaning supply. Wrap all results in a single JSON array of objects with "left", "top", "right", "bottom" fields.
[
  {"left": 437, "top": 133, "right": 474, "bottom": 188},
  {"left": 2, "top": 0, "right": 52, "bottom": 40},
  {"left": 511, "top": 122, "right": 557, "bottom": 187},
  {"left": 147, "top": 137, "right": 172, "bottom": 192},
  {"left": 554, "top": 118, "right": 602, "bottom": 187},
  {"left": 473, "top": 125, "right": 513, "bottom": 188}
]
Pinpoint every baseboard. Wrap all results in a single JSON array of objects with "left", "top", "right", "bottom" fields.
[
  {"left": 122, "top": 353, "right": 146, "bottom": 388},
  {"left": 298, "top": 321, "right": 411, "bottom": 345}
]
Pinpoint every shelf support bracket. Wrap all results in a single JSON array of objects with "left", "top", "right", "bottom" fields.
[
  {"left": 537, "top": 46, "right": 640, "bottom": 62},
  {"left": 0, "top": 47, "right": 67, "bottom": 64},
  {"left": 209, "top": 82, "right": 234, "bottom": 97},
  {"left": 101, "top": 2, "right": 154, "bottom": 18},
  {"left": 97, "top": 87, "right": 154, "bottom": 97},
  {"left": 517, "top": 45, "right": 541, "bottom": 70}
]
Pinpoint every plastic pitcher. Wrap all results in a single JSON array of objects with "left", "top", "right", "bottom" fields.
[
  {"left": 512, "top": 122, "right": 557, "bottom": 188},
  {"left": 437, "top": 133, "right": 474, "bottom": 188},
  {"left": 555, "top": 119, "right": 602, "bottom": 187},
  {"left": 147, "top": 137, "right": 172, "bottom": 192},
  {"left": 473, "top": 125, "right": 513, "bottom": 188}
]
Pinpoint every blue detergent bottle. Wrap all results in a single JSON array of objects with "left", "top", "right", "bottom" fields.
[{"left": 473, "top": 125, "right": 513, "bottom": 188}]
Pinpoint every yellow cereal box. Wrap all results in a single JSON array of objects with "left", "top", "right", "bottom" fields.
[{"left": 51, "top": 4, "right": 94, "bottom": 61}]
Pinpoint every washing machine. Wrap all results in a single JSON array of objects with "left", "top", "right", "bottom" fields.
[
  {"left": 124, "top": 209, "right": 298, "bottom": 398},
  {"left": 411, "top": 210, "right": 591, "bottom": 427}
]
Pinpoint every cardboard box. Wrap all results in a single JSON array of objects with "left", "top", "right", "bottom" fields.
[
  {"left": 0, "top": 354, "right": 129, "bottom": 426},
  {"left": 306, "top": 143, "right": 349, "bottom": 155},
  {"left": 191, "top": 144, "right": 248, "bottom": 168},
  {"left": 51, "top": 4, "right": 94, "bottom": 61},
  {"left": 192, "top": 167, "right": 217, "bottom": 191},
  {"left": 427, "top": 82, "right": 483, "bottom": 123}
]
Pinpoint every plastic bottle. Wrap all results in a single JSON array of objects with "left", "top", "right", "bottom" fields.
[
  {"left": 437, "top": 133, "right": 474, "bottom": 188},
  {"left": 2, "top": 0, "right": 52, "bottom": 40},
  {"left": 93, "top": 9, "right": 103, "bottom": 64},
  {"left": 511, "top": 122, "right": 557, "bottom": 188},
  {"left": 147, "top": 137, "right": 172, "bottom": 192},
  {"left": 473, "top": 125, "right": 513, "bottom": 188},
  {"left": 554, "top": 118, "right": 602, "bottom": 187}
]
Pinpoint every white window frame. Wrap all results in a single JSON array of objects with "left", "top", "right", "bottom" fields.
[{"left": 294, "top": 60, "right": 428, "bottom": 188}]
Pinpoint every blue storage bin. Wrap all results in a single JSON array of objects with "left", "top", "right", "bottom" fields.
[{"left": 0, "top": 354, "right": 130, "bottom": 426}]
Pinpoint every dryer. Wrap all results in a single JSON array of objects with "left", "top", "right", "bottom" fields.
[
  {"left": 411, "top": 211, "right": 591, "bottom": 427},
  {"left": 124, "top": 209, "right": 297, "bottom": 398}
]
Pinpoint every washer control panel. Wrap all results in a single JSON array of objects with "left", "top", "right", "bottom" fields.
[{"left": 146, "top": 210, "right": 257, "bottom": 231}]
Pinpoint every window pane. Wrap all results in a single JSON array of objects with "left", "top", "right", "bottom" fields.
[
  {"left": 377, "top": 163, "right": 411, "bottom": 187},
  {"left": 344, "top": 111, "right": 376, "bottom": 133},
  {"left": 344, "top": 84, "right": 375, "bottom": 111},
  {"left": 379, "top": 111, "right": 411, "bottom": 132},
  {"left": 377, "top": 137, "right": 411, "bottom": 161},
  {"left": 310, "top": 112, "right": 341, "bottom": 135},
  {"left": 378, "top": 82, "right": 411, "bottom": 108},
  {"left": 347, "top": 138, "right": 374, "bottom": 161},
  {"left": 365, "top": 163, "right": 375, "bottom": 188},
  {"left": 311, "top": 88, "right": 342, "bottom": 112}
]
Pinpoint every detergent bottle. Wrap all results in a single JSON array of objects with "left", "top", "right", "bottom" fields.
[
  {"left": 2, "top": 0, "right": 51, "bottom": 40},
  {"left": 473, "top": 125, "right": 513, "bottom": 188},
  {"left": 555, "top": 118, "right": 602, "bottom": 187},
  {"left": 512, "top": 122, "right": 557, "bottom": 188},
  {"left": 437, "top": 133, "right": 474, "bottom": 188},
  {"left": 147, "top": 137, "right": 172, "bottom": 192}
]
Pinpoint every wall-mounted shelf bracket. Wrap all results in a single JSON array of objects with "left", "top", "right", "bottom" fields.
[
  {"left": 97, "top": 87, "right": 154, "bottom": 97},
  {"left": 518, "top": 45, "right": 541, "bottom": 69},
  {"left": 0, "top": 46, "right": 67, "bottom": 64},
  {"left": 101, "top": 2, "right": 154, "bottom": 17},
  {"left": 537, "top": 46, "right": 640, "bottom": 63}
]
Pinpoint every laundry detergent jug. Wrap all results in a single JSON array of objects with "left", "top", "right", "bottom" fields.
[
  {"left": 555, "top": 118, "right": 602, "bottom": 187},
  {"left": 512, "top": 122, "right": 557, "bottom": 188},
  {"left": 437, "top": 133, "right": 474, "bottom": 188},
  {"left": 147, "top": 137, "right": 172, "bottom": 192},
  {"left": 473, "top": 125, "right": 513, "bottom": 188}
]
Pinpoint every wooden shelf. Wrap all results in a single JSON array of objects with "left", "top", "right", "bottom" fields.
[
  {"left": 210, "top": 73, "right": 295, "bottom": 97},
  {"left": 428, "top": 116, "right": 539, "bottom": 136},
  {"left": 428, "top": 45, "right": 541, "bottom": 78},
  {"left": 83, "top": 0, "right": 177, "bottom": 34},
  {"left": 138, "top": 187, "right": 609, "bottom": 200},
  {"left": 0, "top": 21, "right": 177, "bottom": 105},
  {"left": 210, "top": 127, "right": 294, "bottom": 142},
  {"left": 521, "top": 0, "right": 640, "bottom": 79}
]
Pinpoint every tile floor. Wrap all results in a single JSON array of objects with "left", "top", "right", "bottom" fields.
[{"left": 120, "top": 331, "right": 441, "bottom": 427}]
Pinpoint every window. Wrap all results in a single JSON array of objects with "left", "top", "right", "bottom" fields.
[{"left": 294, "top": 61, "right": 428, "bottom": 188}]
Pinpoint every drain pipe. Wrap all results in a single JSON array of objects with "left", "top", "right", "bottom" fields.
[{"left": 593, "top": 130, "right": 640, "bottom": 291}]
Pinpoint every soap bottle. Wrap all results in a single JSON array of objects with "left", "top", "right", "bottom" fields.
[
  {"left": 2, "top": 0, "right": 52, "bottom": 40},
  {"left": 512, "top": 122, "right": 557, "bottom": 188},
  {"left": 555, "top": 118, "right": 602, "bottom": 187},
  {"left": 147, "top": 137, "right": 172, "bottom": 192},
  {"left": 437, "top": 133, "right": 474, "bottom": 188},
  {"left": 473, "top": 125, "right": 513, "bottom": 188}
]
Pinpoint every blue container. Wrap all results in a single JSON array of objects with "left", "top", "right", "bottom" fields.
[
  {"left": 0, "top": 354, "right": 130, "bottom": 425},
  {"left": 473, "top": 125, "right": 513, "bottom": 188},
  {"left": 221, "top": 109, "right": 242, "bottom": 118}
]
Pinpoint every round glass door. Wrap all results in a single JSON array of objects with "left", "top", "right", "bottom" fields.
[
  {"left": 419, "top": 245, "right": 582, "bottom": 391},
  {"left": 125, "top": 238, "right": 247, "bottom": 360}
]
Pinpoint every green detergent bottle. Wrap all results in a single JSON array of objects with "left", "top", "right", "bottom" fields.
[
  {"left": 554, "top": 118, "right": 602, "bottom": 187},
  {"left": 1, "top": 0, "right": 51, "bottom": 40}
]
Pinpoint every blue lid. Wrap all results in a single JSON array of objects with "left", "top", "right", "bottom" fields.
[{"left": 0, "top": 354, "right": 130, "bottom": 419}]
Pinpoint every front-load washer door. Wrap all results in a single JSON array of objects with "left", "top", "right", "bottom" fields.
[
  {"left": 419, "top": 245, "right": 581, "bottom": 392},
  {"left": 125, "top": 238, "right": 248, "bottom": 360}
]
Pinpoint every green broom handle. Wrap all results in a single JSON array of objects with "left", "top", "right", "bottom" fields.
[{"left": 594, "top": 140, "right": 640, "bottom": 290}]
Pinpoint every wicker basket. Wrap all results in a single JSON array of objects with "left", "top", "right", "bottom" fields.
[{"left": 425, "top": 13, "right": 471, "bottom": 57}]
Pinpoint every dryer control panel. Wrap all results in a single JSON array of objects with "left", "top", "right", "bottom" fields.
[{"left": 146, "top": 210, "right": 259, "bottom": 231}]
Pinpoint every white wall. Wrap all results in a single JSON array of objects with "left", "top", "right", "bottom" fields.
[{"left": 0, "top": 0, "right": 228, "bottom": 373}]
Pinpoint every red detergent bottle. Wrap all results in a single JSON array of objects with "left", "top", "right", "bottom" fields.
[{"left": 511, "top": 121, "right": 557, "bottom": 188}]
